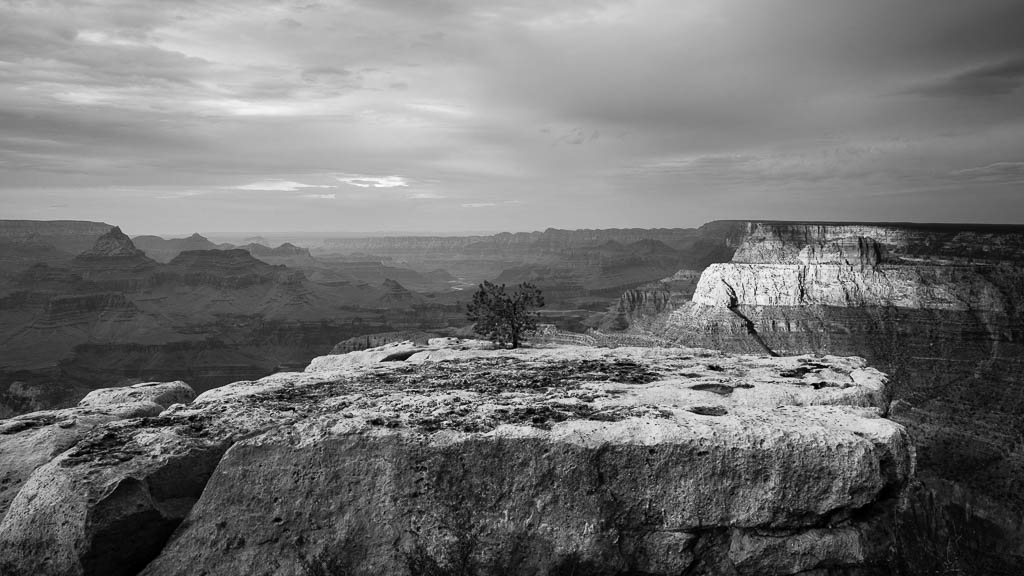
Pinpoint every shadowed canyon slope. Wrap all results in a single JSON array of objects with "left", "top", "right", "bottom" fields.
[
  {"left": 617, "top": 221, "right": 1024, "bottom": 575},
  {"left": 0, "top": 227, "right": 463, "bottom": 416},
  {"left": 0, "top": 341, "right": 911, "bottom": 576}
]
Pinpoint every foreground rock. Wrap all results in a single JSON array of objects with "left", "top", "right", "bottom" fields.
[
  {"left": 77, "top": 381, "right": 195, "bottom": 410},
  {"left": 0, "top": 379, "right": 198, "bottom": 520},
  {"left": 0, "top": 343, "right": 912, "bottom": 576}
]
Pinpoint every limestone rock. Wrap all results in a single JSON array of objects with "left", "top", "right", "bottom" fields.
[
  {"left": 693, "top": 262, "right": 1008, "bottom": 311},
  {"left": 0, "top": 402, "right": 163, "bottom": 520},
  {"left": 0, "top": 344, "right": 912, "bottom": 576},
  {"left": 78, "top": 381, "right": 196, "bottom": 410},
  {"left": 306, "top": 340, "right": 426, "bottom": 369}
]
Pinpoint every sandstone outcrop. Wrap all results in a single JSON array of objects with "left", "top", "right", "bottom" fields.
[
  {"left": 0, "top": 380, "right": 198, "bottom": 520},
  {"left": 693, "top": 262, "right": 1009, "bottom": 311},
  {"left": 78, "top": 381, "right": 195, "bottom": 410},
  {"left": 0, "top": 342, "right": 911, "bottom": 576}
]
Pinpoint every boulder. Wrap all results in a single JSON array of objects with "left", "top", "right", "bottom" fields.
[
  {"left": 0, "top": 402, "right": 163, "bottom": 520},
  {"left": 78, "top": 381, "right": 196, "bottom": 410}
]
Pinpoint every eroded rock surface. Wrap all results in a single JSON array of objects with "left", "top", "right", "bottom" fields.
[
  {"left": 78, "top": 381, "right": 195, "bottom": 410},
  {"left": 0, "top": 397, "right": 178, "bottom": 520},
  {"left": 0, "top": 343, "right": 911, "bottom": 576}
]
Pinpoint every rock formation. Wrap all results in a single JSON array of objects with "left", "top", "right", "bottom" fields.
[
  {"left": 166, "top": 248, "right": 291, "bottom": 288},
  {"left": 0, "top": 230, "right": 464, "bottom": 417},
  {"left": 71, "top": 227, "right": 160, "bottom": 292},
  {"left": 0, "top": 381, "right": 195, "bottom": 520},
  {"left": 605, "top": 269, "right": 704, "bottom": 330},
  {"left": 132, "top": 233, "right": 222, "bottom": 263},
  {"left": 0, "top": 220, "right": 114, "bottom": 255},
  {"left": 0, "top": 342, "right": 911, "bottom": 576},
  {"left": 621, "top": 221, "right": 1024, "bottom": 574}
]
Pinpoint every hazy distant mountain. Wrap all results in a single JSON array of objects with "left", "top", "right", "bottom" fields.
[
  {"left": 0, "top": 226, "right": 463, "bottom": 417},
  {"left": 238, "top": 242, "right": 318, "bottom": 268},
  {"left": 132, "top": 233, "right": 227, "bottom": 262}
]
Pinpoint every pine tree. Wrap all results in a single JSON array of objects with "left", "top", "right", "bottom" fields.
[{"left": 465, "top": 281, "right": 544, "bottom": 349}]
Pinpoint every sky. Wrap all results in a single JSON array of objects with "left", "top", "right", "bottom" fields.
[{"left": 1, "top": 0, "right": 1023, "bottom": 235}]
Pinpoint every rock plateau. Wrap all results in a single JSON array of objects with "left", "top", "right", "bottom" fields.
[{"left": 0, "top": 341, "right": 911, "bottom": 576}]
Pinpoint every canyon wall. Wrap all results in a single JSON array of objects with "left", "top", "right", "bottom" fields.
[
  {"left": 0, "top": 220, "right": 113, "bottom": 255},
  {"left": 627, "top": 221, "right": 1024, "bottom": 575}
]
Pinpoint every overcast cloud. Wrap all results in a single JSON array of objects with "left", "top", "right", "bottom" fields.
[{"left": 2, "top": 0, "right": 1023, "bottom": 234}]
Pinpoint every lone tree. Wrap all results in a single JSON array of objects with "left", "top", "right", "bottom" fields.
[{"left": 466, "top": 281, "right": 544, "bottom": 349}]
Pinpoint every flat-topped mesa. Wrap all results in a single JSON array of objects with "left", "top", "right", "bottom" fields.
[
  {"left": 0, "top": 341, "right": 912, "bottom": 576},
  {"left": 691, "top": 222, "right": 1020, "bottom": 311},
  {"left": 0, "top": 220, "right": 113, "bottom": 254},
  {"left": 725, "top": 220, "right": 1024, "bottom": 265}
]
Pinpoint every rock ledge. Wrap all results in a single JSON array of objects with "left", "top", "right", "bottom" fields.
[{"left": 0, "top": 342, "right": 912, "bottom": 576}]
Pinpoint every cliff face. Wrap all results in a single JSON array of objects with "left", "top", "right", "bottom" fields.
[
  {"left": 0, "top": 342, "right": 912, "bottom": 576},
  {"left": 605, "top": 269, "right": 703, "bottom": 330},
  {"left": 631, "top": 221, "right": 1024, "bottom": 575},
  {"left": 0, "top": 220, "right": 113, "bottom": 255}
]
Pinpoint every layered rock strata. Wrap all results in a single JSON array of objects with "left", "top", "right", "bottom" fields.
[
  {"left": 631, "top": 221, "right": 1024, "bottom": 574},
  {"left": 0, "top": 342, "right": 911, "bottom": 576}
]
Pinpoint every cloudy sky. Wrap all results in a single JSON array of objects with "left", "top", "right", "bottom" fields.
[{"left": 2, "top": 0, "right": 1023, "bottom": 234}]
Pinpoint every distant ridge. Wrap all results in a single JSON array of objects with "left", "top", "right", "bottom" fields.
[{"left": 0, "top": 220, "right": 113, "bottom": 254}]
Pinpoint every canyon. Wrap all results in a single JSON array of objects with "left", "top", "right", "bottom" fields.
[
  {"left": 2, "top": 218, "right": 1021, "bottom": 574},
  {"left": 0, "top": 226, "right": 464, "bottom": 417},
  {"left": 0, "top": 340, "right": 912, "bottom": 576},
  {"left": 0, "top": 221, "right": 745, "bottom": 418}
]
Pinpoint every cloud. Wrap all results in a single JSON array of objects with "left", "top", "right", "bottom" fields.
[
  {"left": 913, "top": 57, "right": 1024, "bottom": 99},
  {"left": 3, "top": 0, "right": 1024, "bottom": 232},
  {"left": 236, "top": 180, "right": 335, "bottom": 192},
  {"left": 335, "top": 174, "right": 409, "bottom": 188},
  {"left": 949, "top": 161, "right": 1024, "bottom": 182},
  {"left": 302, "top": 193, "right": 337, "bottom": 199},
  {"left": 461, "top": 200, "right": 521, "bottom": 208}
]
